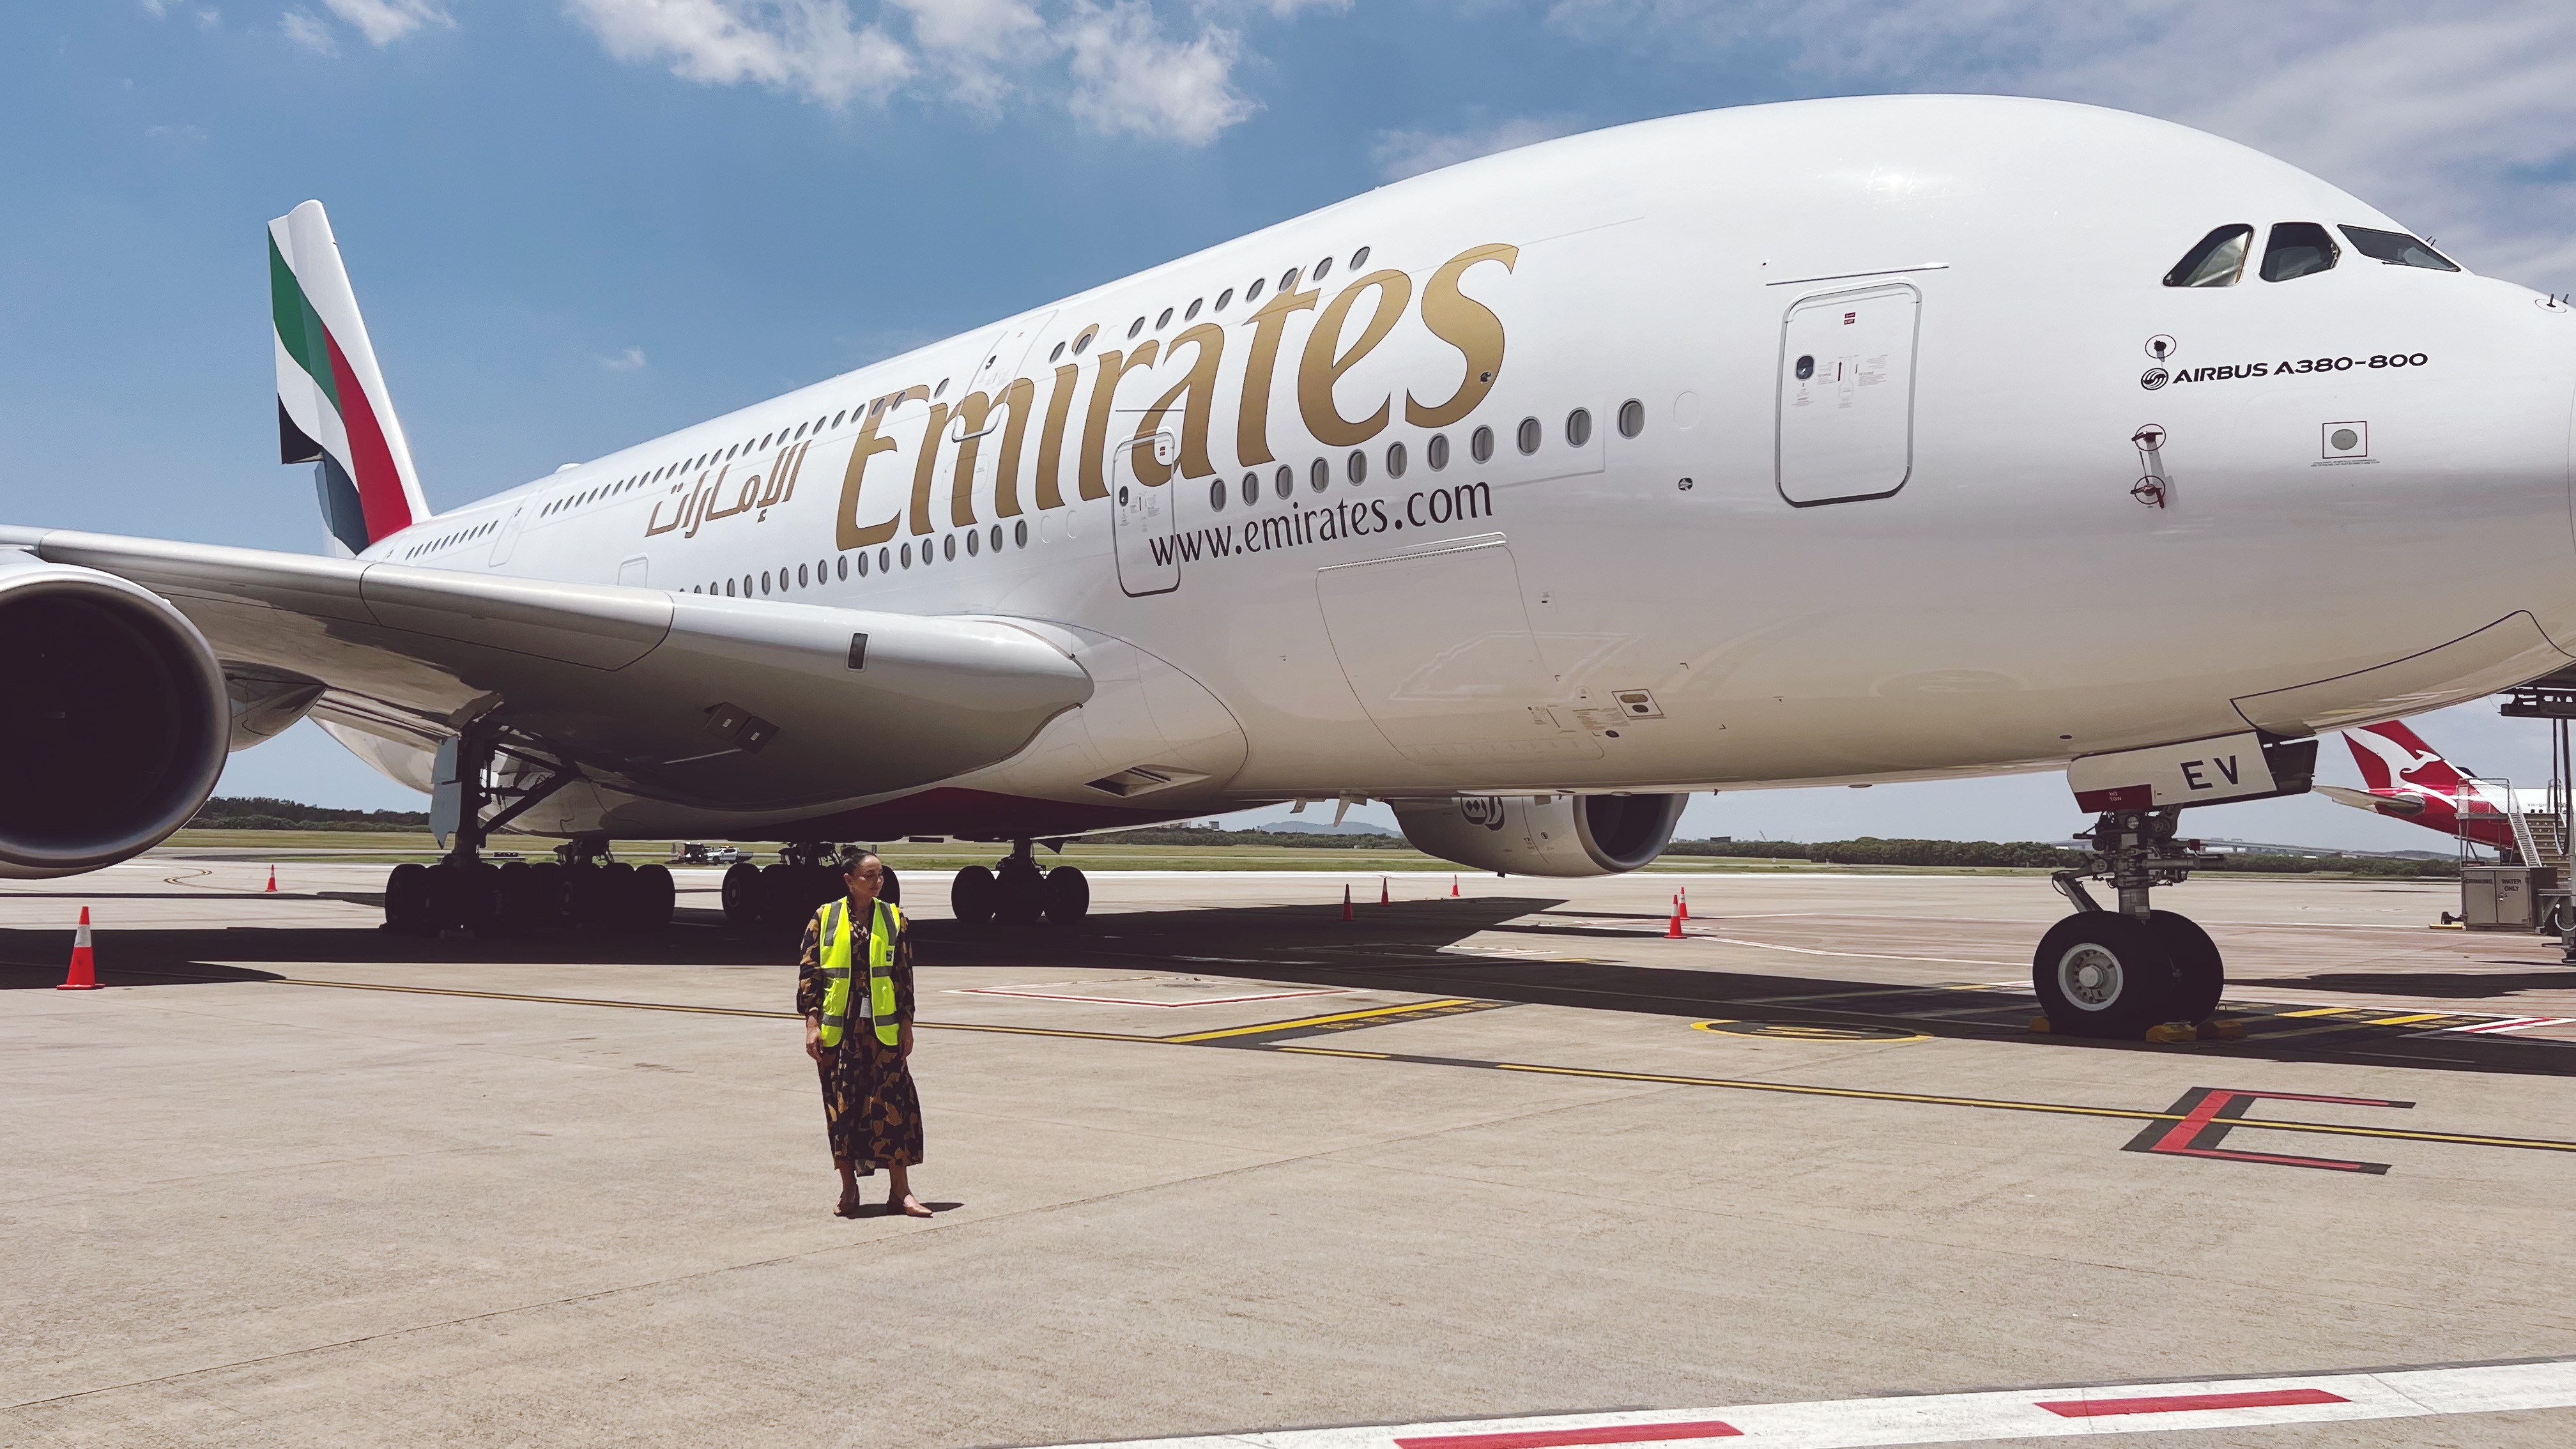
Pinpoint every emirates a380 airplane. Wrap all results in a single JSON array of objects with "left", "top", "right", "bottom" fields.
[{"left": 6, "top": 96, "right": 2573, "bottom": 1037}]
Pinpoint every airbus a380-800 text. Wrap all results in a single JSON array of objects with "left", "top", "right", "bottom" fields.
[{"left": 5, "top": 95, "right": 2572, "bottom": 1036}]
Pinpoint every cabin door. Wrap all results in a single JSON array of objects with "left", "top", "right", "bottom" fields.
[
  {"left": 1775, "top": 283, "right": 1920, "bottom": 505},
  {"left": 1111, "top": 431, "right": 1180, "bottom": 597}
]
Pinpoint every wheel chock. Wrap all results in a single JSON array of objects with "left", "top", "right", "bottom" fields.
[
  {"left": 2196, "top": 1018, "right": 2247, "bottom": 1041},
  {"left": 2027, "top": 1015, "right": 2053, "bottom": 1033},
  {"left": 2142, "top": 1022, "right": 2200, "bottom": 1044}
]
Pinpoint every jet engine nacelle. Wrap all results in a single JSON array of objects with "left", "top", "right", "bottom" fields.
[
  {"left": 1391, "top": 792, "right": 1689, "bottom": 878},
  {"left": 0, "top": 551, "right": 229, "bottom": 878}
]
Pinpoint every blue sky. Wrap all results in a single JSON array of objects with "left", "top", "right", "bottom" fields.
[{"left": 8, "top": 0, "right": 2575, "bottom": 849}]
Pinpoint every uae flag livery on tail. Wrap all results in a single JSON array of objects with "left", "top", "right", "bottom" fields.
[{"left": 269, "top": 201, "right": 427, "bottom": 556}]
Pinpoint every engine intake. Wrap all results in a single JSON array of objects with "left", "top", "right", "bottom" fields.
[
  {"left": 1392, "top": 792, "right": 1688, "bottom": 877},
  {"left": 0, "top": 553, "right": 229, "bottom": 878}
]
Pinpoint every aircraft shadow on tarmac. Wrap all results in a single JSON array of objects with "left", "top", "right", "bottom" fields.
[
  {"left": 7, "top": 894, "right": 2573, "bottom": 1079},
  {"left": 2231, "top": 969, "right": 2576, "bottom": 1000}
]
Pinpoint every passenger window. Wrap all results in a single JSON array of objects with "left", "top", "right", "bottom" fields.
[
  {"left": 2261, "top": 222, "right": 2339, "bottom": 282},
  {"left": 1156, "top": 307, "right": 1173, "bottom": 329},
  {"left": 1346, "top": 448, "right": 1367, "bottom": 484},
  {"left": 1015, "top": 520, "right": 1028, "bottom": 547},
  {"left": 1246, "top": 277, "right": 1266, "bottom": 303},
  {"left": 1566, "top": 408, "right": 1592, "bottom": 447},
  {"left": 1313, "top": 256, "right": 1333, "bottom": 280},
  {"left": 836, "top": 555, "right": 848, "bottom": 581},
  {"left": 1073, "top": 326, "right": 1097, "bottom": 355},
  {"left": 2340, "top": 226, "right": 2458, "bottom": 272},
  {"left": 1386, "top": 441, "right": 1407, "bottom": 479},
  {"left": 1215, "top": 288, "right": 1234, "bottom": 312},
  {"left": 1049, "top": 342, "right": 1066, "bottom": 362},
  {"left": 1349, "top": 246, "right": 1370, "bottom": 270},
  {"left": 1274, "top": 464, "right": 1293, "bottom": 499},
  {"left": 966, "top": 530, "right": 979, "bottom": 556},
  {"left": 1427, "top": 434, "right": 1448, "bottom": 470},
  {"left": 2162, "top": 225, "right": 2254, "bottom": 288},
  {"left": 857, "top": 552, "right": 870, "bottom": 577},
  {"left": 877, "top": 546, "right": 889, "bottom": 572},
  {"left": 990, "top": 525, "right": 1002, "bottom": 553},
  {"left": 1279, "top": 267, "right": 1300, "bottom": 291},
  {"left": 1470, "top": 425, "right": 1494, "bottom": 464},
  {"left": 1209, "top": 478, "right": 1227, "bottom": 512},
  {"left": 1241, "top": 471, "right": 1258, "bottom": 505},
  {"left": 1128, "top": 318, "right": 1146, "bottom": 339},
  {"left": 944, "top": 535, "right": 956, "bottom": 560},
  {"left": 1309, "top": 457, "right": 1329, "bottom": 491},
  {"left": 1618, "top": 399, "right": 1644, "bottom": 438},
  {"left": 1517, "top": 417, "right": 1541, "bottom": 454},
  {"left": 1184, "top": 299, "right": 1202, "bottom": 320}
]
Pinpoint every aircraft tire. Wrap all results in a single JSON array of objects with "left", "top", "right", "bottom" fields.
[
  {"left": 633, "top": 864, "right": 675, "bottom": 931},
  {"left": 527, "top": 861, "right": 568, "bottom": 928},
  {"left": 1043, "top": 865, "right": 1090, "bottom": 928},
  {"left": 491, "top": 861, "right": 537, "bottom": 937},
  {"left": 952, "top": 865, "right": 997, "bottom": 927},
  {"left": 720, "top": 861, "right": 761, "bottom": 929},
  {"left": 2032, "top": 912, "right": 2179, "bottom": 1038},
  {"left": 385, "top": 862, "right": 430, "bottom": 935},
  {"left": 2145, "top": 910, "right": 2223, "bottom": 1023},
  {"left": 995, "top": 857, "right": 1045, "bottom": 927}
]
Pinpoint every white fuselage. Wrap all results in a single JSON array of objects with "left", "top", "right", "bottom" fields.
[{"left": 348, "top": 96, "right": 2576, "bottom": 841}]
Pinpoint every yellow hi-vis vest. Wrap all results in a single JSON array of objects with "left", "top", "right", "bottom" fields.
[{"left": 816, "top": 896, "right": 902, "bottom": 1048}]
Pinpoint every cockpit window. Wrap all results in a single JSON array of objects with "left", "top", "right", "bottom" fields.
[
  {"left": 2164, "top": 225, "right": 2253, "bottom": 288},
  {"left": 2260, "top": 222, "right": 2340, "bottom": 282},
  {"left": 2340, "top": 226, "right": 2459, "bottom": 272}
]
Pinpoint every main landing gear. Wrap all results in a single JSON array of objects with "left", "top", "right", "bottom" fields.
[
  {"left": 951, "top": 839, "right": 1089, "bottom": 929},
  {"left": 380, "top": 725, "right": 675, "bottom": 939},
  {"left": 719, "top": 844, "right": 901, "bottom": 934},
  {"left": 2033, "top": 807, "right": 2225, "bottom": 1038}
]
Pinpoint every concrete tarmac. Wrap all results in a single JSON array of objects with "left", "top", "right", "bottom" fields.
[{"left": 6, "top": 858, "right": 2575, "bottom": 1446}]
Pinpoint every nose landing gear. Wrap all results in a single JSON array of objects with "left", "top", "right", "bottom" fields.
[{"left": 2034, "top": 808, "right": 2224, "bottom": 1036}]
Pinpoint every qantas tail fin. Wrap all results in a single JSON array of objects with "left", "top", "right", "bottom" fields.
[
  {"left": 2344, "top": 719, "right": 2472, "bottom": 795},
  {"left": 270, "top": 201, "right": 429, "bottom": 556}
]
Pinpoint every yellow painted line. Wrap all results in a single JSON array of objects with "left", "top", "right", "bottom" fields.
[
  {"left": 2278, "top": 1007, "right": 2354, "bottom": 1018},
  {"left": 1275, "top": 1046, "right": 1393, "bottom": 1060},
  {"left": 2368, "top": 1013, "right": 2448, "bottom": 1027},
  {"left": 1160, "top": 998, "right": 1480, "bottom": 1043}
]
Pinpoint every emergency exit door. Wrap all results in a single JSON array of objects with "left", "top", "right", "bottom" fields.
[
  {"left": 1111, "top": 431, "right": 1179, "bottom": 597},
  {"left": 1775, "top": 283, "right": 1920, "bottom": 506}
]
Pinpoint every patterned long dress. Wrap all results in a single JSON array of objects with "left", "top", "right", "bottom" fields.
[{"left": 795, "top": 900, "right": 924, "bottom": 1175}]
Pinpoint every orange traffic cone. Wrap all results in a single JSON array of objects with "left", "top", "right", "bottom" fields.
[
  {"left": 1341, "top": 884, "right": 1354, "bottom": 921},
  {"left": 264, "top": 865, "right": 279, "bottom": 893},
  {"left": 1677, "top": 885, "right": 1688, "bottom": 920},
  {"left": 1665, "top": 905, "right": 1683, "bottom": 939},
  {"left": 57, "top": 907, "right": 98, "bottom": 990},
  {"left": 1450, "top": 875, "right": 1460, "bottom": 898},
  {"left": 1380, "top": 877, "right": 1391, "bottom": 906}
]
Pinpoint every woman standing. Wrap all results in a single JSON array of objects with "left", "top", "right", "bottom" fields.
[{"left": 796, "top": 852, "right": 930, "bottom": 1218}]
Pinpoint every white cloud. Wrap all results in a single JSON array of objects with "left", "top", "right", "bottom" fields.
[
  {"left": 321, "top": 0, "right": 451, "bottom": 44},
  {"left": 889, "top": 0, "right": 1049, "bottom": 107},
  {"left": 1370, "top": 112, "right": 1586, "bottom": 181},
  {"left": 564, "top": 0, "right": 1263, "bottom": 142},
  {"left": 565, "top": 0, "right": 916, "bottom": 107},
  {"left": 602, "top": 346, "right": 650, "bottom": 372},
  {"left": 1540, "top": 0, "right": 2576, "bottom": 291},
  {"left": 280, "top": 8, "right": 338, "bottom": 52},
  {"left": 1063, "top": 1, "right": 1255, "bottom": 144}
]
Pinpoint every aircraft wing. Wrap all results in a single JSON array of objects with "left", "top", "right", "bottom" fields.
[{"left": 0, "top": 526, "right": 1092, "bottom": 811}]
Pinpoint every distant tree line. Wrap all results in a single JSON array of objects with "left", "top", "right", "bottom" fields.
[
  {"left": 1667, "top": 836, "right": 2461, "bottom": 877},
  {"left": 1082, "top": 824, "right": 1397, "bottom": 849},
  {"left": 188, "top": 796, "right": 431, "bottom": 831}
]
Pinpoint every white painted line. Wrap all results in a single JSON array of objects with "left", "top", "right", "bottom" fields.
[
  {"left": 1025, "top": 1358, "right": 2576, "bottom": 1448},
  {"left": 2446, "top": 1016, "right": 2572, "bottom": 1034}
]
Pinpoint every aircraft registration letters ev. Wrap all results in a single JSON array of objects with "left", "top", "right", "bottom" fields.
[{"left": 4, "top": 95, "right": 2573, "bottom": 1036}]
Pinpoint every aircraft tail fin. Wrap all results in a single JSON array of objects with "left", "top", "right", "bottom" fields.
[
  {"left": 2344, "top": 719, "right": 2472, "bottom": 795},
  {"left": 270, "top": 201, "right": 429, "bottom": 556}
]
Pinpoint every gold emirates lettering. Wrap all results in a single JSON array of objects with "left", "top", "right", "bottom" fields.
[{"left": 816, "top": 241, "right": 1515, "bottom": 545}]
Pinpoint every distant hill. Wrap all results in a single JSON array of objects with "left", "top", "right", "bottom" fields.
[{"left": 189, "top": 796, "right": 429, "bottom": 831}]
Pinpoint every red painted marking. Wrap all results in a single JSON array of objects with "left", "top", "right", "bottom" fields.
[
  {"left": 2144, "top": 1089, "right": 2403, "bottom": 1172},
  {"left": 1393, "top": 1422, "right": 1741, "bottom": 1449},
  {"left": 2036, "top": 1388, "right": 2348, "bottom": 1418},
  {"left": 2074, "top": 784, "right": 2153, "bottom": 811}
]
